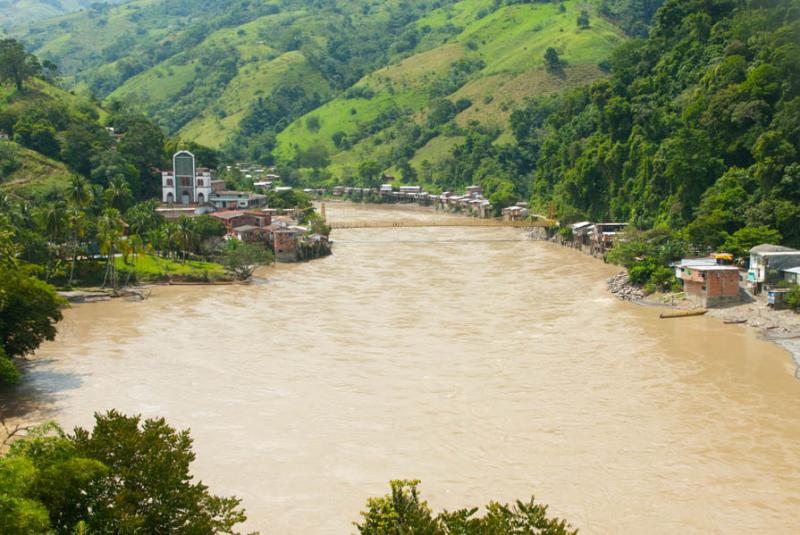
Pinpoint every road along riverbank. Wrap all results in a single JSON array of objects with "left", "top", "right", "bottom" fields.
[{"left": 3, "top": 204, "right": 800, "bottom": 534}]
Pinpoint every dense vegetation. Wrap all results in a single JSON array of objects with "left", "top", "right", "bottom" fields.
[
  {"left": 414, "top": 0, "right": 800, "bottom": 282},
  {"left": 13, "top": 0, "right": 644, "bottom": 173},
  {"left": 356, "top": 480, "right": 576, "bottom": 535},
  {"left": 0, "top": 1, "right": 120, "bottom": 32},
  {"left": 0, "top": 412, "right": 248, "bottom": 533},
  {"left": 0, "top": 44, "right": 277, "bottom": 292}
]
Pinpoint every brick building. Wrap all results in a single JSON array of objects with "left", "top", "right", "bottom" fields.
[{"left": 677, "top": 264, "right": 741, "bottom": 307}]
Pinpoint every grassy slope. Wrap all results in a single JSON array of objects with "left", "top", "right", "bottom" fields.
[
  {"left": 103, "top": 9, "right": 335, "bottom": 147},
  {"left": 276, "top": 0, "right": 623, "bottom": 176},
  {"left": 0, "top": 80, "right": 104, "bottom": 196},
  {"left": 0, "top": 142, "right": 79, "bottom": 197},
  {"left": 115, "top": 254, "right": 229, "bottom": 282}
]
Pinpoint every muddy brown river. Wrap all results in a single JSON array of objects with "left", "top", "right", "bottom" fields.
[{"left": 4, "top": 204, "right": 800, "bottom": 533}]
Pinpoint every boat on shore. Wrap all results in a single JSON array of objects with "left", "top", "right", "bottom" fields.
[{"left": 659, "top": 309, "right": 708, "bottom": 319}]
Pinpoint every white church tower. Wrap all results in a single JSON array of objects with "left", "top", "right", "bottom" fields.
[{"left": 162, "top": 151, "right": 213, "bottom": 205}]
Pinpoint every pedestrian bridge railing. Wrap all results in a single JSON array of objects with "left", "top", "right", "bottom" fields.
[{"left": 327, "top": 218, "right": 557, "bottom": 230}]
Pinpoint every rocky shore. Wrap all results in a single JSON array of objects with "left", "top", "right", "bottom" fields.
[{"left": 606, "top": 271, "right": 645, "bottom": 301}]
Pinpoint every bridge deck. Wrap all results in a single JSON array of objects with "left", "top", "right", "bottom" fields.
[{"left": 328, "top": 219, "right": 556, "bottom": 230}]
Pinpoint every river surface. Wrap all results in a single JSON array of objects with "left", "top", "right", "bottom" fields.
[{"left": 4, "top": 204, "right": 800, "bottom": 534}]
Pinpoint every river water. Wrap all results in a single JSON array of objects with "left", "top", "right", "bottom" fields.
[{"left": 4, "top": 204, "right": 800, "bottom": 533}]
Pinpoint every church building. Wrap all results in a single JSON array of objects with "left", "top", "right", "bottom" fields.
[{"left": 161, "top": 151, "right": 213, "bottom": 205}]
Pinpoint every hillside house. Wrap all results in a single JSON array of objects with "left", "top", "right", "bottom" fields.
[{"left": 0, "top": 131, "right": 9, "bottom": 141}]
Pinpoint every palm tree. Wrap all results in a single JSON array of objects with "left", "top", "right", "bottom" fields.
[
  {"left": 104, "top": 175, "right": 132, "bottom": 211},
  {"left": 67, "top": 175, "right": 91, "bottom": 209},
  {"left": 160, "top": 221, "right": 179, "bottom": 260},
  {"left": 39, "top": 202, "right": 67, "bottom": 281},
  {"left": 97, "top": 208, "right": 124, "bottom": 288},
  {"left": 176, "top": 216, "right": 196, "bottom": 262},
  {"left": 66, "top": 207, "right": 86, "bottom": 286}
]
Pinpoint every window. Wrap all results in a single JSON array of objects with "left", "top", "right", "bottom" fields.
[
  {"left": 180, "top": 177, "right": 191, "bottom": 187},
  {"left": 197, "top": 179, "right": 204, "bottom": 187},
  {"left": 166, "top": 178, "right": 173, "bottom": 186}
]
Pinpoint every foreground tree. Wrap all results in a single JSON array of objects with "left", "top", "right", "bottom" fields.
[
  {"left": 1, "top": 412, "right": 249, "bottom": 533},
  {"left": 356, "top": 480, "right": 577, "bottom": 535},
  {"left": 0, "top": 226, "right": 63, "bottom": 385}
]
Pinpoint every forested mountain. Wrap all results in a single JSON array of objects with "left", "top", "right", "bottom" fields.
[
  {"left": 13, "top": 0, "right": 662, "bottom": 174},
  {"left": 441, "top": 0, "right": 800, "bottom": 250},
  {"left": 0, "top": 0, "right": 120, "bottom": 31},
  {"left": 11, "top": 0, "right": 796, "bottom": 257}
]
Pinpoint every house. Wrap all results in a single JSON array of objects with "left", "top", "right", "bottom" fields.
[
  {"left": 589, "top": 223, "right": 628, "bottom": 256},
  {"left": 783, "top": 266, "right": 800, "bottom": 286},
  {"left": 676, "top": 263, "right": 741, "bottom": 307},
  {"left": 0, "top": 131, "right": 9, "bottom": 141},
  {"left": 211, "top": 210, "right": 271, "bottom": 232},
  {"left": 271, "top": 228, "right": 302, "bottom": 262},
  {"left": 232, "top": 225, "right": 265, "bottom": 242},
  {"left": 466, "top": 185, "right": 482, "bottom": 196},
  {"left": 208, "top": 190, "right": 268, "bottom": 210},
  {"left": 571, "top": 221, "right": 592, "bottom": 248},
  {"left": 399, "top": 186, "right": 422, "bottom": 194},
  {"left": 747, "top": 244, "right": 800, "bottom": 293},
  {"left": 501, "top": 205, "right": 529, "bottom": 221}
]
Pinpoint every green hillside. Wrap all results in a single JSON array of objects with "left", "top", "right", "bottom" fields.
[
  {"left": 0, "top": 0, "right": 120, "bottom": 31},
  {"left": 0, "top": 78, "right": 106, "bottom": 195},
  {"left": 275, "top": 0, "right": 624, "bottom": 178},
  {"left": 16, "top": 0, "right": 464, "bottom": 143},
  {"left": 13, "top": 0, "right": 637, "bottom": 175}
]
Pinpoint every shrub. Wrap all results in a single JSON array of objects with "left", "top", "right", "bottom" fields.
[{"left": 786, "top": 286, "right": 800, "bottom": 310}]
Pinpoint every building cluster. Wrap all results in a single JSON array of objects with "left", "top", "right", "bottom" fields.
[
  {"left": 674, "top": 244, "right": 800, "bottom": 309},
  {"left": 327, "top": 183, "right": 496, "bottom": 218},
  {"left": 157, "top": 151, "right": 329, "bottom": 263},
  {"left": 569, "top": 221, "right": 629, "bottom": 257},
  {"left": 161, "top": 151, "right": 268, "bottom": 209}
]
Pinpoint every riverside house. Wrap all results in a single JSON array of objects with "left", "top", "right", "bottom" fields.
[
  {"left": 784, "top": 267, "right": 800, "bottom": 286},
  {"left": 588, "top": 223, "right": 628, "bottom": 256},
  {"left": 676, "top": 263, "right": 741, "bottom": 307},
  {"left": 747, "top": 244, "right": 800, "bottom": 294}
]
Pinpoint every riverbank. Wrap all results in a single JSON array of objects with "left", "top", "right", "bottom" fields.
[
  {"left": 534, "top": 230, "right": 800, "bottom": 367},
  {"left": 9, "top": 204, "right": 800, "bottom": 533}
]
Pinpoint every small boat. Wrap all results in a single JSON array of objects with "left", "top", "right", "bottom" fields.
[
  {"left": 724, "top": 319, "right": 747, "bottom": 325},
  {"left": 659, "top": 309, "right": 708, "bottom": 319}
]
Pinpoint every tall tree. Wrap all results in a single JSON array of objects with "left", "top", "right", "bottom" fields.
[{"left": 0, "top": 39, "right": 41, "bottom": 91}]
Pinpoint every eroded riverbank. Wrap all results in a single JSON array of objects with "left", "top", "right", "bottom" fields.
[{"left": 3, "top": 204, "right": 799, "bottom": 534}]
